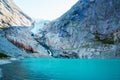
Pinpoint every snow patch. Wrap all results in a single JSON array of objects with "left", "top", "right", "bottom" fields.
[{"left": 31, "top": 20, "right": 50, "bottom": 34}]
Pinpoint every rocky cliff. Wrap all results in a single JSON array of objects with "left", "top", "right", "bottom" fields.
[
  {"left": 0, "top": 0, "right": 32, "bottom": 28},
  {"left": 0, "top": 27, "right": 51, "bottom": 58},
  {"left": 43, "top": 0, "right": 120, "bottom": 58}
]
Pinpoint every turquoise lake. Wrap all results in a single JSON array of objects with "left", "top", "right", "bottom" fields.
[{"left": 1, "top": 58, "right": 120, "bottom": 80}]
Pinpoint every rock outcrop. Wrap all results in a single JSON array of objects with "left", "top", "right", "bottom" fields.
[
  {"left": 0, "top": 0, "right": 32, "bottom": 28},
  {"left": 0, "top": 27, "right": 51, "bottom": 58},
  {"left": 43, "top": 0, "right": 120, "bottom": 58},
  {"left": 0, "top": 28, "right": 28, "bottom": 58}
]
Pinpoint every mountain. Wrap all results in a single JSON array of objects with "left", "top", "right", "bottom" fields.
[
  {"left": 0, "top": 0, "right": 120, "bottom": 59},
  {"left": 43, "top": 0, "right": 120, "bottom": 58},
  {"left": 0, "top": 0, "right": 51, "bottom": 58},
  {"left": 0, "top": 0, "right": 32, "bottom": 28}
]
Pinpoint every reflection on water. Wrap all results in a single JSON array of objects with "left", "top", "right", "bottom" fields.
[
  {"left": 0, "top": 68, "right": 2, "bottom": 79},
  {"left": 1, "top": 58, "right": 120, "bottom": 80}
]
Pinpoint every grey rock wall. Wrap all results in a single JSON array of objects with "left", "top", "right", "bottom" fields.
[{"left": 43, "top": 0, "right": 120, "bottom": 58}]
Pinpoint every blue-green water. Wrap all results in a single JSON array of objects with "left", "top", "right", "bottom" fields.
[{"left": 1, "top": 58, "right": 120, "bottom": 80}]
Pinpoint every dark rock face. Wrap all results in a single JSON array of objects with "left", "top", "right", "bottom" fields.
[
  {"left": 0, "top": 0, "right": 32, "bottom": 28},
  {"left": 44, "top": 0, "right": 120, "bottom": 58},
  {"left": 58, "top": 51, "right": 79, "bottom": 58}
]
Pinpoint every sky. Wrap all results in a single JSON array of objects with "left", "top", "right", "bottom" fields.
[{"left": 13, "top": 0, "right": 78, "bottom": 20}]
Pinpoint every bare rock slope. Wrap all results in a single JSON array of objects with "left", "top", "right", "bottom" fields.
[
  {"left": 44, "top": 0, "right": 120, "bottom": 58},
  {"left": 0, "top": 0, "right": 32, "bottom": 28}
]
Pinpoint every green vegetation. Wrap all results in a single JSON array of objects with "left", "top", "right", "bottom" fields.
[
  {"left": 0, "top": 52, "right": 10, "bottom": 59},
  {"left": 94, "top": 33, "right": 114, "bottom": 44},
  {"left": 0, "top": 25, "right": 6, "bottom": 28}
]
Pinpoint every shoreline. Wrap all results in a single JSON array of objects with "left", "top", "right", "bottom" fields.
[
  {"left": 0, "top": 59, "right": 11, "bottom": 65},
  {"left": 0, "top": 59, "right": 11, "bottom": 79},
  {"left": 0, "top": 58, "right": 20, "bottom": 79},
  {"left": 0, "top": 58, "right": 19, "bottom": 65}
]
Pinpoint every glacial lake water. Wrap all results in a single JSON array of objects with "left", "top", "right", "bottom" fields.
[{"left": 0, "top": 58, "right": 120, "bottom": 80}]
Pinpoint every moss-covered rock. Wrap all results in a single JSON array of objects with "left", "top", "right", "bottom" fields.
[
  {"left": 94, "top": 33, "right": 114, "bottom": 44},
  {"left": 0, "top": 52, "right": 10, "bottom": 59}
]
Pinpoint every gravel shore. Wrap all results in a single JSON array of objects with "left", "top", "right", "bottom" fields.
[{"left": 0, "top": 59, "right": 11, "bottom": 65}]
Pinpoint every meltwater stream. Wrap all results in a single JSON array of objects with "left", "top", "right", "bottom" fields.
[{"left": 0, "top": 58, "right": 120, "bottom": 80}]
